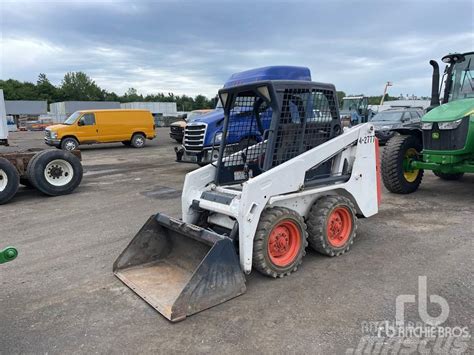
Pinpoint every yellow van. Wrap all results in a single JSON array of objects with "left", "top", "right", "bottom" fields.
[{"left": 44, "top": 109, "right": 156, "bottom": 150}]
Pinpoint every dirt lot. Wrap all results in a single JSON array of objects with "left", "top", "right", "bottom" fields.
[{"left": 1, "top": 129, "right": 472, "bottom": 353}]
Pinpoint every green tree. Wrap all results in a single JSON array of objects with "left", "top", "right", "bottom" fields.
[
  {"left": 36, "top": 73, "right": 59, "bottom": 103},
  {"left": 336, "top": 91, "right": 346, "bottom": 106},
  {"left": 60, "top": 72, "right": 104, "bottom": 101},
  {"left": 121, "top": 87, "right": 143, "bottom": 102}
]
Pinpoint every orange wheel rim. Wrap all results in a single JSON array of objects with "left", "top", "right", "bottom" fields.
[
  {"left": 326, "top": 207, "right": 352, "bottom": 248},
  {"left": 268, "top": 220, "right": 301, "bottom": 267}
]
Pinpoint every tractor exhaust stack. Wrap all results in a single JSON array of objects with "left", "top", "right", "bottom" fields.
[
  {"left": 429, "top": 60, "right": 440, "bottom": 110},
  {"left": 113, "top": 213, "right": 246, "bottom": 322}
]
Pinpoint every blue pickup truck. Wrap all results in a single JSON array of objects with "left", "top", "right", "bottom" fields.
[{"left": 175, "top": 66, "right": 312, "bottom": 165}]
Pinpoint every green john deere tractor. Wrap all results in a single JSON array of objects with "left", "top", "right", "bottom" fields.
[{"left": 382, "top": 51, "right": 474, "bottom": 193}]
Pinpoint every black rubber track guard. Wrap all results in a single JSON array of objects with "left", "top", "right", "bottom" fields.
[{"left": 113, "top": 213, "right": 246, "bottom": 322}]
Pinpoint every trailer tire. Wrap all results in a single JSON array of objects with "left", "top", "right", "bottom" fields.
[
  {"left": 253, "top": 207, "right": 308, "bottom": 278},
  {"left": 306, "top": 195, "right": 357, "bottom": 256},
  {"left": 131, "top": 133, "right": 146, "bottom": 148},
  {"left": 61, "top": 137, "right": 79, "bottom": 151},
  {"left": 433, "top": 171, "right": 464, "bottom": 180},
  {"left": 0, "top": 158, "right": 20, "bottom": 205},
  {"left": 381, "top": 135, "right": 423, "bottom": 194},
  {"left": 26, "top": 150, "right": 83, "bottom": 196}
]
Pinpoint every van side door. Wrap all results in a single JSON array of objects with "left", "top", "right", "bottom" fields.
[{"left": 77, "top": 113, "right": 98, "bottom": 143}]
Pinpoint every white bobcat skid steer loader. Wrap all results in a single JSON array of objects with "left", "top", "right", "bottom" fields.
[{"left": 114, "top": 80, "right": 381, "bottom": 322}]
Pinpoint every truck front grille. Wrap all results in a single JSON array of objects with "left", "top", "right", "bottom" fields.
[
  {"left": 45, "top": 130, "right": 51, "bottom": 139},
  {"left": 423, "top": 117, "right": 469, "bottom": 151},
  {"left": 184, "top": 123, "right": 207, "bottom": 151}
]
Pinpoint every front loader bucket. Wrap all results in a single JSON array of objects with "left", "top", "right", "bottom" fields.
[{"left": 113, "top": 213, "right": 246, "bottom": 322}]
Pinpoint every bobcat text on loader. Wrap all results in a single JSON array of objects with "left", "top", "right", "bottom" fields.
[{"left": 114, "top": 78, "right": 381, "bottom": 322}]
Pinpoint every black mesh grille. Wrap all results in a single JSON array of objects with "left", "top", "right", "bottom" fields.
[
  {"left": 423, "top": 117, "right": 469, "bottom": 151},
  {"left": 271, "top": 88, "right": 337, "bottom": 167},
  {"left": 216, "top": 82, "right": 340, "bottom": 185}
]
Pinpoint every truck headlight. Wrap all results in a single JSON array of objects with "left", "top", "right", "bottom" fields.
[
  {"left": 438, "top": 118, "right": 463, "bottom": 130},
  {"left": 50, "top": 131, "right": 57, "bottom": 139},
  {"left": 214, "top": 132, "right": 223, "bottom": 143},
  {"left": 421, "top": 122, "right": 433, "bottom": 130}
]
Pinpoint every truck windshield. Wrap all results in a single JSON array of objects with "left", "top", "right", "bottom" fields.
[
  {"left": 448, "top": 53, "right": 474, "bottom": 101},
  {"left": 371, "top": 111, "right": 403, "bottom": 122},
  {"left": 63, "top": 111, "right": 81, "bottom": 125}
]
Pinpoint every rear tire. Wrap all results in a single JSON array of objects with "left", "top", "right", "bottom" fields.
[
  {"left": 433, "top": 171, "right": 464, "bottom": 180},
  {"left": 253, "top": 207, "right": 308, "bottom": 278},
  {"left": 0, "top": 158, "right": 20, "bottom": 205},
  {"left": 306, "top": 196, "right": 357, "bottom": 256},
  {"left": 26, "top": 150, "right": 83, "bottom": 196},
  {"left": 381, "top": 135, "right": 423, "bottom": 194},
  {"left": 61, "top": 137, "right": 79, "bottom": 151},
  {"left": 131, "top": 133, "right": 146, "bottom": 148}
]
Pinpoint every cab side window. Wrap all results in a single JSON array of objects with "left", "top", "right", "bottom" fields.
[{"left": 80, "top": 113, "right": 96, "bottom": 126}]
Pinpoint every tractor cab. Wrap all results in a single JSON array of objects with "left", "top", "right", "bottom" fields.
[
  {"left": 339, "top": 96, "right": 371, "bottom": 126},
  {"left": 441, "top": 52, "right": 474, "bottom": 103}
]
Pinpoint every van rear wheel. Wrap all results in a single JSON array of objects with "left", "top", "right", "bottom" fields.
[{"left": 131, "top": 134, "right": 146, "bottom": 148}]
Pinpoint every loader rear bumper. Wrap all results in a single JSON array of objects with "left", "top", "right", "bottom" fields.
[{"left": 113, "top": 213, "right": 246, "bottom": 322}]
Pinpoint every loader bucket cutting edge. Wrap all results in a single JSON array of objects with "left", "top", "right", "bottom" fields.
[{"left": 113, "top": 213, "right": 246, "bottom": 322}]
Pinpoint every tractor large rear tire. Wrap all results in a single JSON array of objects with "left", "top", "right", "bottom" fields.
[
  {"left": 433, "top": 171, "right": 464, "bottom": 180},
  {"left": 0, "top": 158, "right": 20, "bottom": 205},
  {"left": 381, "top": 135, "right": 423, "bottom": 194},
  {"left": 253, "top": 207, "right": 308, "bottom": 278},
  {"left": 306, "top": 195, "right": 357, "bottom": 256},
  {"left": 26, "top": 150, "right": 83, "bottom": 196}
]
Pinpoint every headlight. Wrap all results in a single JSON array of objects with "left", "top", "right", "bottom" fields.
[
  {"left": 438, "top": 118, "right": 463, "bottom": 130},
  {"left": 214, "top": 132, "right": 223, "bottom": 143},
  {"left": 50, "top": 131, "right": 57, "bottom": 138},
  {"left": 421, "top": 122, "right": 433, "bottom": 130},
  {"left": 381, "top": 125, "right": 392, "bottom": 130}
]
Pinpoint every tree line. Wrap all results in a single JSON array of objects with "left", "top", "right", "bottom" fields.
[
  {"left": 0, "top": 72, "right": 217, "bottom": 111},
  {"left": 0, "top": 72, "right": 395, "bottom": 111}
]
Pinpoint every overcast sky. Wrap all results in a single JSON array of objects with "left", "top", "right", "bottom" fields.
[{"left": 1, "top": 0, "right": 473, "bottom": 98}]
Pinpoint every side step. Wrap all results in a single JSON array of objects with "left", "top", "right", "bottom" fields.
[{"left": 113, "top": 213, "right": 246, "bottom": 322}]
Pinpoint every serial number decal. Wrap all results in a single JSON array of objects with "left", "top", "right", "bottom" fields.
[{"left": 359, "top": 135, "right": 376, "bottom": 144}]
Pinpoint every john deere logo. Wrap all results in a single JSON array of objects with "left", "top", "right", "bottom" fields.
[{"left": 432, "top": 132, "right": 440, "bottom": 139}]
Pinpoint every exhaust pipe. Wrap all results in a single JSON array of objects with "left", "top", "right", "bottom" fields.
[{"left": 428, "top": 60, "right": 440, "bottom": 110}]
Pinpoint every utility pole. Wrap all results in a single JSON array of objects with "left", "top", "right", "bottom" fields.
[{"left": 380, "top": 81, "right": 393, "bottom": 106}]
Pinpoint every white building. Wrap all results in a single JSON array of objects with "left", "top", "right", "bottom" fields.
[{"left": 120, "top": 102, "right": 177, "bottom": 116}]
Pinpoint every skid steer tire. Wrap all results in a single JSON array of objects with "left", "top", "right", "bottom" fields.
[
  {"left": 306, "top": 195, "right": 357, "bottom": 257},
  {"left": 26, "top": 150, "right": 83, "bottom": 196},
  {"left": 0, "top": 158, "right": 20, "bottom": 205},
  {"left": 433, "top": 171, "right": 464, "bottom": 180},
  {"left": 253, "top": 207, "right": 308, "bottom": 278},
  {"left": 381, "top": 135, "right": 423, "bottom": 194}
]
